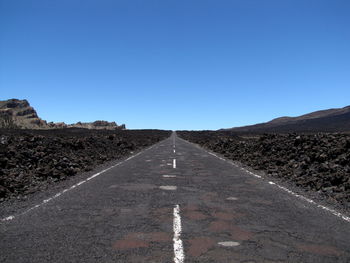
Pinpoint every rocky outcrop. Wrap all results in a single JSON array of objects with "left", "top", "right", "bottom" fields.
[
  {"left": 0, "top": 99, "right": 126, "bottom": 130},
  {"left": 0, "top": 99, "right": 48, "bottom": 129},
  {"left": 67, "top": 121, "right": 126, "bottom": 130}
]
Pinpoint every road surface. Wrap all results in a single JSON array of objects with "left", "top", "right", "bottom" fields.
[{"left": 1, "top": 132, "right": 349, "bottom": 262}]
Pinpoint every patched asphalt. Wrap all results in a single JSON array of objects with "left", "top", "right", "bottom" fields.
[{"left": 1, "top": 132, "right": 350, "bottom": 262}]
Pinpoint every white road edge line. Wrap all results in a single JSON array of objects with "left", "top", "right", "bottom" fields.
[
  {"left": 1, "top": 143, "right": 158, "bottom": 222},
  {"left": 184, "top": 138, "right": 350, "bottom": 223},
  {"left": 173, "top": 204, "right": 185, "bottom": 263},
  {"left": 273, "top": 184, "right": 350, "bottom": 222},
  {"left": 173, "top": 159, "right": 176, "bottom": 169}
]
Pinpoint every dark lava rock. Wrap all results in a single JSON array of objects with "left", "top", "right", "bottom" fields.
[
  {"left": 0, "top": 128, "right": 171, "bottom": 201},
  {"left": 178, "top": 131, "right": 350, "bottom": 208}
]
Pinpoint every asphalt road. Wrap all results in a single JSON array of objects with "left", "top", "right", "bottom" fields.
[{"left": 1, "top": 132, "right": 350, "bottom": 262}]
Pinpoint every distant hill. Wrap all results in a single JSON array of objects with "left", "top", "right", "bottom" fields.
[
  {"left": 0, "top": 99, "right": 126, "bottom": 130},
  {"left": 224, "top": 105, "right": 350, "bottom": 133}
]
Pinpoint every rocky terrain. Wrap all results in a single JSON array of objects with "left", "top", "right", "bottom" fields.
[
  {"left": 65, "top": 120, "right": 126, "bottom": 130},
  {"left": 178, "top": 131, "right": 350, "bottom": 208},
  {"left": 0, "top": 129, "right": 171, "bottom": 201},
  {"left": 0, "top": 99, "right": 47, "bottom": 129},
  {"left": 225, "top": 105, "right": 350, "bottom": 133},
  {"left": 0, "top": 99, "right": 125, "bottom": 130}
]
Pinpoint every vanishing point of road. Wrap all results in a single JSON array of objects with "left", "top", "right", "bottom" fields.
[{"left": 1, "top": 132, "right": 349, "bottom": 262}]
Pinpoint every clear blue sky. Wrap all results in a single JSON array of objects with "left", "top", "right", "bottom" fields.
[{"left": 1, "top": 0, "right": 349, "bottom": 130}]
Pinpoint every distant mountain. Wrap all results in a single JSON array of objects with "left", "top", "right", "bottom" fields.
[
  {"left": 0, "top": 99, "right": 126, "bottom": 130},
  {"left": 224, "top": 105, "right": 350, "bottom": 133}
]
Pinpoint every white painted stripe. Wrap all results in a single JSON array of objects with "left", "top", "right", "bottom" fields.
[
  {"left": 1, "top": 143, "right": 158, "bottom": 222},
  {"left": 246, "top": 170, "right": 262, "bottom": 178},
  {"left": 159, "top": 185, "right": 177, "bottom": 190},
  {"left": 163, "top": 175, "right": 177, "bottom": 178},
  {"left": 173, "top": 159, "right": 176, "bottom": 169},
  {"left": 271, "top": 183, "right": 350, "bottom": 223},
  {"left": 43, "top": 198, "right": 52, "bottom": 204},
  {"left": 208, "top": 152, "right": 225, "bottom": 161},
  {"left": 53, "top": 193, "right": 62, "bottom": 198},
  {"left": 174, "top": 149, "right": 176, "bottom": 153},
  {"left": 173, "top": 204, "right": 185, "bottom": 263},
  {"left": 76, "top": 180, "right": 86, "bottom": 186},
  {"left": 2, "top": 216, "right": 14, "bottom": 221},
  {"left": 218, "top": 241, "right": 240, "bottom": 247},
  {"left": 191, "top": 142, "right": 350, "bottom": 224}
]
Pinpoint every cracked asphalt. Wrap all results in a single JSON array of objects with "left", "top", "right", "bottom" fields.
[{"left": 1, "top": 132, "right": 350, "bottom": 262}]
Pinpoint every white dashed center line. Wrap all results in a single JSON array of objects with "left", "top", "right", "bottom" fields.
[
  {"left": 218, "top": 241, "right": 240, "bottom": 247},
  {"left": 163, "top": 175, "right": 177, "bottom": 178},
  {"left": 159, "top": 185, "right": 177, "bottom": 190},
  {"left": 173, "top": 204, "right": 185, "bottom": 263},
  {"left": 173, "top": 159, "right": 176, "bottom": 169},
  {"left": 226, "top": 197, "right": 238, "bottom": 201}
]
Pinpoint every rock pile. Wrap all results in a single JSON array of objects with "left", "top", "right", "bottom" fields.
[
  {"left": 0, "top": 129, "right": 170, "bottom": 201},
  {"left": 178, "top": 131, "right": 350, "bottom": 208}
]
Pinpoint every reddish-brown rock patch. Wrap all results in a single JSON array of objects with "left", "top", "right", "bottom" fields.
[
  {"left": 208, "top": 221, "right": 253, "bottom": 241},
  {"left": 209, "top": 220, "right": 231, "bottom": 232},
  {"left": 185, "top": 211, "right": 208, "bottom": 220},
  {"left": 113, "top": 231, "right": 171, "bottom": 250},
  {"left": 183, "top": 204, "right": 200, "bottom": 211},
  {"left": 230, "top": 225, "right": 253, "bottom": 241},
  {"left": 188, "top": 237, "right": 215, "bottom": 257},
  {"left": 147, "top": 232, "right": 171, "bottom": 242},
  {"left": 212, "top": 211, "right": 236, "bottom": 220},
  {"left": 113, "top": 239, "right": 149, "bottom": 250}
]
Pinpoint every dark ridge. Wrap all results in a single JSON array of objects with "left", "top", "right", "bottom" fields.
[{"left": 224, "top": 105, "right": 350, "bottom": 133}]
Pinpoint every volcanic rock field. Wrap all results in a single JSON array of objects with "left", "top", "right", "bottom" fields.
[
  {"left": 0, "top": 129, "right": 171, "bottom": 202},
  {"left": 1, "top": 126, "right": 350, "bottom": 211},
  {"left": 178, "top": 131, "right": 350, "bottom": 209}
]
